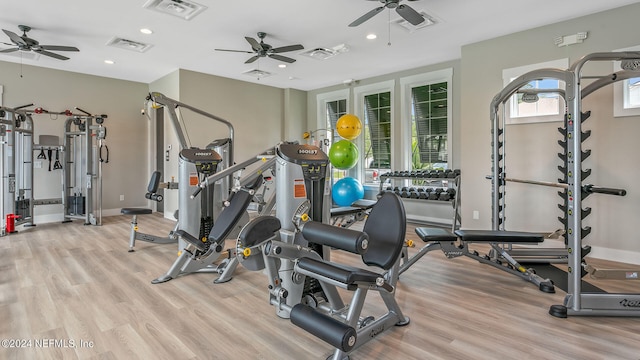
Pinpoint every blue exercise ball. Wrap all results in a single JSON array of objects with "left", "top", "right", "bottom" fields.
[{"left": 332, "top": 177, "right": 365, "bottom": 206}]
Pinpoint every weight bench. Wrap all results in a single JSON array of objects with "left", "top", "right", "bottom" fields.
[
  {"left": 330, "top": 199, "right": 377, "bottom": 228},
  {"left": 401, "top": 227, "right": 555, "bottom": 293},
  {"left": 121, "top": 171, "right": 177, "bottom": 252}
]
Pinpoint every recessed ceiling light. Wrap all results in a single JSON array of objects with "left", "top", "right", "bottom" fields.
[
  {"left": 140, "top": 28, "right": 153, "bottom": 35},
  {"left": 278, "top": 64, "right": 287, "bottom": 68},
  {"left": 366, "top": 33, "right": 377, "bottom": 40},
  {"left": 104, "top": 60, "right": 115, "bottom": 65}
]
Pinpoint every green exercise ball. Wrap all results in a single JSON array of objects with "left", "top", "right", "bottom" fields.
[{"left": 329, "top": 140, "right": 359, "bottom": 170}]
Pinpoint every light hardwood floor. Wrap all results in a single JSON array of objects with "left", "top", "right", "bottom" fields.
[{"left": 1, "top": 214, "right": 639, "bottom": 360}]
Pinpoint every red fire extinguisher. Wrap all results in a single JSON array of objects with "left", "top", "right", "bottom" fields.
[{"left": 6, "top": 214, "right": 20, "bottom": 234}]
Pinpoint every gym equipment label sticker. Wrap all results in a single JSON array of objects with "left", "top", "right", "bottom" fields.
[
  {"left": 294, "top": 179, "right": 306, "bottom": 198},
  {"left": 189, "top": 172, "right": 198, "bottom": 186}
]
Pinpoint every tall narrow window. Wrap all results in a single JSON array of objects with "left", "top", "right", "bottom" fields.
[
  {"left": 411, "top": 82, "right": 448, "bottom": 170},
  {"left": 326, "top": 99, "right": 347, "bottom": 182},
  {"left": 363, "top": 91, "right": 391, "bottom": 183}
]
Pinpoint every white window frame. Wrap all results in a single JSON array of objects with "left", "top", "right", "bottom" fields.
[
  {"left": 400, "top": 68, "right": 453, "bottom": 171},
  {"left": 502, "top": 58, "right": 568, "bottom": 125},
  {"left": 315, "top": 89, "right": 350, "bottom": 146},
  {"left": 353, "top": 80, "right": 394, "bottom": 185},
  {"left": 613, "top": 45, "right": 640, "bottom": 118}
]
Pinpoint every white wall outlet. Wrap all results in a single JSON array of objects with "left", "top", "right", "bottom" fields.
[
  {"left": 120, "top": 195, "right": 124, "bottom": 201},
  {"left": 473, "top": 210, "right": 480, "bottom": 220}
]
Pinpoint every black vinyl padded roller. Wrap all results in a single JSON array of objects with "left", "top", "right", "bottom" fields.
[
  {"left": 301, "top": 222, "right": 368, "bottom": 255},
  {"left": 290, "top": 303, "right": 357, "bottom": 353}
]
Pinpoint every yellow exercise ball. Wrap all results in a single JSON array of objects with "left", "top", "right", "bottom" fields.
[{"left": 336, "top": 114, "right": 362, "bottom": 140}]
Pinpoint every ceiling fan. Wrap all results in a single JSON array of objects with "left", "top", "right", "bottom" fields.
[
  {"left": 1, "top": 25, "right": 79, "bottom": 60},
  {"left": 215, "top": 32, "right": 304, "bottom": 64},
  {"left": 349, "top": 0, "right": 425, "bottom": 27}
]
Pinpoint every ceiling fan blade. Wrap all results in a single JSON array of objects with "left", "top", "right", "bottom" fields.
[
  {"left": 3, "top": 29, "right": 27, "bottom": 46},
  {"left": 0, "top": 47, "right": 19, "bottom": 53},
  {"left": 271, "top": 44, "right": 304, "bottom": 53},
  {"left": 245, "top": 37, "right": 263, "bottom": 51},
  {"left": 35, "top": 49, "right": 70, "bottom": 60},
  {"left": 349, "top": 6, "right": 385, "bottom": 27},
  {"left": 215, "top": 48, "right": 254, "bottom": 53},
  {"left": 40, "top": 45, "right": 79, "bottom": 52},
  {"left": 269, "top": 54, "right": 296, "bottom": 63},
  {"left": 245, "top": 55, "right": 260, "bottom": 64},
  {"left": 396, "top": 4, "right": 425, "bottom": 26}
]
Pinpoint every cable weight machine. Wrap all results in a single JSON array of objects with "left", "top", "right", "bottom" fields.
[
  {"left": 63, "top": 108, "right": 108, "bottom": 225},
  {"left": 1, "top": 106, "right": 34, "bottom": 235}
]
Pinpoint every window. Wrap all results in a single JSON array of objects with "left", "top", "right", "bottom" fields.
[
  {"left": 614, "top": 45, "right": 640, "bottom": 117},
  {"left": 401, "top": 68, "right": 453, "bottom": 174},
  {"left": 316, "top": 89, "right": 349, "bottom": 183},
  {"left": 625, "top": 77, "right": 640, "bottom": 109},
  {"left": 502, "top": 59, "right": 568, "bottom": 124},
  {"left": 326, "top": 98, "right": 348, "bottom": 182},
  {"left": 353, "top": 80, "right": 394, "bottom": 185},
  {"left": 509, "top": 78, "right": 561, "bottom": 118},
  {"left": 410, "top": 82, "right": 448, "bottom": 170}
]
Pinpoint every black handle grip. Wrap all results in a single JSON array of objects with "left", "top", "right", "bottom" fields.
[
  {"left": 191, "top": 186, "right": 202, "bottom": 199},
  {"left": 583, "top": 184, "right": 626, "bottom": 196}
]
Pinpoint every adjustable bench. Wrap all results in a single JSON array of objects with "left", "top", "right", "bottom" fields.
[
  {"left": 330, "top": 199, "right": 377, "bottom": 228},
  {"left": 401, "top": 227, "right": 555, "bottom": 293}
]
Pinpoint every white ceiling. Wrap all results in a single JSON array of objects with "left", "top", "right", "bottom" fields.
[{"left": 1, "top": 0, "right": 638, "bottom": 91}]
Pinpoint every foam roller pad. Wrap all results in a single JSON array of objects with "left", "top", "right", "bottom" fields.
[{"left": 301, "top": 222, "right": 368, "bottom": 254}]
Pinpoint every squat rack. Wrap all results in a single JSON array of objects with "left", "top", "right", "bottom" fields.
[{"left": 490, "top": 51, "right": 640, "bottom": 317}]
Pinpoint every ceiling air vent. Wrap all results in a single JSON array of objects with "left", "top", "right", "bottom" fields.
[
  {"left": 106, "top": 37, "right": 153, "bottom": 53},
  {"left": 392, "top": 11, "right": 438, "bottom": 33},
  {"left": 300, "top": 44, "right": 349, "bottom": 61},
  {"left": 242, "top": 69, "right": 272, "bottom": 79},
  {"left": 143, "top": 0, "right": 207, "bottom": 20}
]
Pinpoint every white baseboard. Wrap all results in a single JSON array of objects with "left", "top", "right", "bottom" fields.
[
  {"left": 588, "top": 246, "right": 640, "bottom": 266},
  {"left": 30, "top": 208, "right": 129, "bottom": 225}
]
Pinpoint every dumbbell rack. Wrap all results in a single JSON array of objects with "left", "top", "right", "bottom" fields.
[{"left": 379, "top": 169, "right": 461, "bottom": 228}]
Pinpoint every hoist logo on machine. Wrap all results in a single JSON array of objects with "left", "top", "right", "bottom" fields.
[
  {"left": 297, "top": 149, "right": 317, "bottom": 155},
  {"left": 194, "top": 152, "right": 213, "bottom": 156},
  {"left": 619, "top": 299, "right": 640, "bottom": 308}
]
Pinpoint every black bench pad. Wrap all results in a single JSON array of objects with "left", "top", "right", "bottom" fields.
[
  {"left": 330, "top": 199, "right": 377, "bottom": 217},
  {"left": 415, "top": 227, "right": 457, "bottom": 242},
  {"left": 351, "top": 199, "right": 376, "bottom": 209},
  {"left": 454, "top": 230, "right": 543, "bottom": 243},
  {"left": 331, "top": 206, "right": 363, "bottom": 217},
  {"left": 297, "top": 257, "right": 381, "bottom": 287},
  {"left": 121, "top": 208, "right": 152, "bottom": 215}
]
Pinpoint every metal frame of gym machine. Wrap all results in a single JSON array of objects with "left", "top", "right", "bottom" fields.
[
  {"left": 147, "top": 92, "right": 277, "bottom": 283},
  {"left": 490, "top": 51, "right": 640, "bottom": 317},
  {"left": 1, "top": 106, "right": 34, "bottom": 235},
  {"left": 63, "top": 109, "right": 107, "bottom": 225}
]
